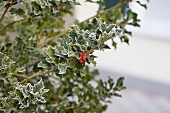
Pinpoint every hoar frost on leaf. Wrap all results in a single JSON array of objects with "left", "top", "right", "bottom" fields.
[{"left": 0, "top": 79, "right": 49, "bottom": 112}]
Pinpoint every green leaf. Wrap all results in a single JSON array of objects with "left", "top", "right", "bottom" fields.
[
  {"left": 114, "top": 77, "right": 126, "bottom": 91},
  {"left": 108, "top": 77, "right": 114, "bottom": 88},
  {"left": 99, "top": 44, "right": 111, "bottom": 50},
  {"left": 8, "top": 76, "right": 18, "bottom": 84},
  {"left": 113, "top": 93, "right": 122, "bottom": 97},
  {"left": 121, "top": 35, "right": 129, "bottom": 44},
  {"left": 32, "top": 79, "right": 44, "bottom": 93},
  {"left": 16, "top": 66, "right": 26, "bottom": 72},
  {"left": 106, "top": 24, "right": 116, "bottom": 33},
  {"left": 45, "top": 58, "right": 54, "bottom": 64},
  {"left": 37, "top": 96, "right": 46, "bottom": 103},
  {"left": 9, "top": 8, "right": 25, "bottom": 17},
  {"left": 112, "top": 41, "right": 117, "bottom": 49},
  {"left": 100, "top": 23, "right": 107, "bottom": 32},
  {"left": 136, "top": 1, "right": 147, "bottom": 9},
  {"left": 58, "top": 63, "right": 68, "bottom": 74},
  {"left": 46, "top": 46, "right": 55, "bottom": 57},
  {"left": 0, "top": 52, "right": 15, "bottom": 71},
  {"left": 37, "top": 62, "right": 47, "bottom": 68},
  {"left": 75, "top": 2, "right": 81, "bottom": 5}
]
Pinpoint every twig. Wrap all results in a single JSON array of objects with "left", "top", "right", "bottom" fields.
[
  {"left": 65, "top": 104, "right": 80, "bottom": 110},
  {"left": 0, "top": 14, "right": 42, "bottom": 31},
  {"left": 1, "top": 18, "right": 26, "bottom": 31},
  {"left": 0, "top": 6, "right": 9, "bottom": 22},
  {"left": 27, "top": 70, "right": 48, "bottom": 79},
  {"left": 20, "top": 69, "right": 53, "bottom": 84},
  {"left": 10, "top": 72, "right": 27, "bottom": 78},
  {"left": 65, "top": 101, "right": 89, "bottom": 110},
  {"left": 65, "top": 104, "right": 81, "bottom": 110},
  {"left": 38, "top": 30, "right": 67, "bottom": 48}
]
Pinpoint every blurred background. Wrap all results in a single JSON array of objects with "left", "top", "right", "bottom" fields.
[{"left": 74, "top": 0, "right": 170, "bottom": 113}]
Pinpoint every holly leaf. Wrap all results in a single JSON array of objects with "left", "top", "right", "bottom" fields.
[
  {"left": 136, "top": 1, "right": 147, "bottom": 9},
  {"left": 9, "top": 8, "right": 26, "bottom": 17},
  {"left": 37, "top": 62, "right": 47, "bottom": 69},
  {"left": 16, "top": 66, "right": 26, "bottom": 72},
  {"left": 58, "top": 63, "right": 68, "bottom": 74},
  {"left": 32, "top": 79, "right": 44, "bottom": 93}
]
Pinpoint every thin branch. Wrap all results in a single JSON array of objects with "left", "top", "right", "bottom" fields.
[
  {"left": 0, "top": 14, "right": 42, "bottom": 31},
  {"left": 65, "top": 104, "right": 80, "bottom": 110},
  {"left": 65, "top": 101, "right": 89, "bottom": 110},
  {"left": 20, "top": 69, "right": 53, "bottom": 84},
  {"left": 38, "top": 1, "right": 128, "bottom": 48},
  {"left": 0, "top": 6, "right": 9, "bottom": 22},
  {"left": 0, "top": 69, "right": 53, "bottom": 84},
  {"left": 27, "top": 70, "right": 49, "bottom": 80},
  {"left": 0, "top": 72, "right": 27, "bottom": 78},
  {"left": 10, "top": 72, "right": 27, "bottom": 78},
  {"left": 0, "top": 18, "right": 26, "bottom": 31},
  {"left": 38, "top": 30, "right": 67, "bottom": 48}
]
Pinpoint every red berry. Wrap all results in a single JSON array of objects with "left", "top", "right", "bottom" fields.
[
  {"left": 129, "top": 0, "right": 132, "bottom": 2},
  {"left": 78, "top": 58, "right": 84, "bottom": 64},
  {"left": 86, "top": 55, "right": 90, "bottom": 59},
  {"left": 79, "top": 52, "right": 84, "bottom": 57},
  {"left": 8, "top": 0, "right": 11, "bottom": 2},
  {"left": 82, "top": 56, "right": 86, "bottom": 61},
  {"left": 119, "top": 21, "right": 124, "bottom": 25}
]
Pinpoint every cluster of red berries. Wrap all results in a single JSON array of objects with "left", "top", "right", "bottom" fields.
[
  {"left": 8, "top": 0, "right": 11, "bottom": 2},
  {"left": 78, "top": 51, "right": 90, "bottom": 64}
]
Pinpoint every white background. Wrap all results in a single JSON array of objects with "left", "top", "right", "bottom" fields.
[{"left": 74, "top": 0, "right": 170, "bottom": 84}]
